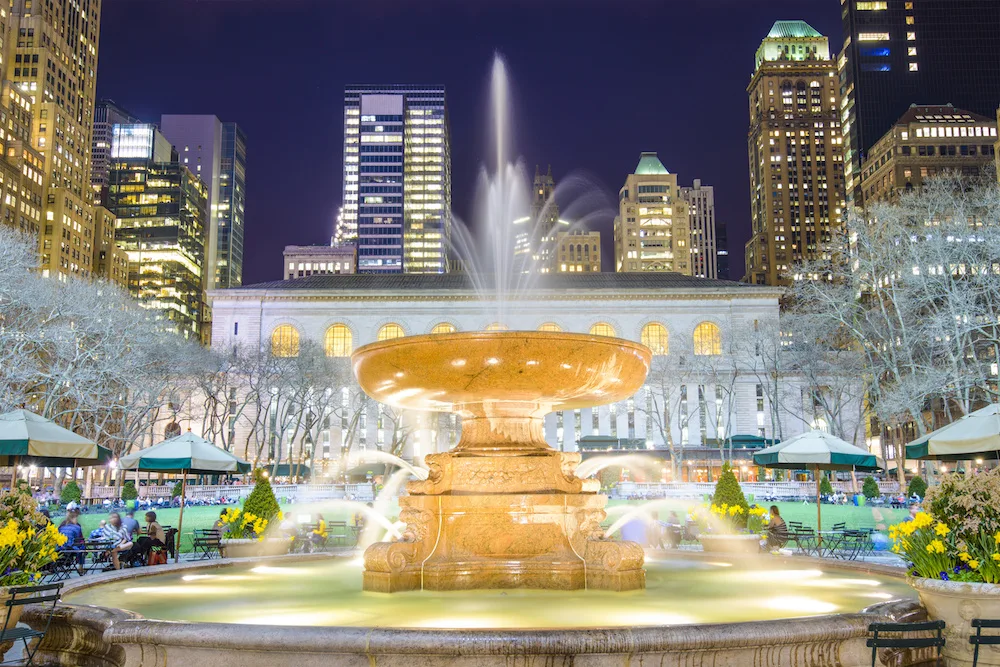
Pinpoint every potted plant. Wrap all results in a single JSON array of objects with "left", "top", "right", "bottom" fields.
[
  {"left": 889, "top": 468, "right": 1000, "bottom": 667},
  {"left": 0, "top": 488, "right": 68, "bottom": 657},
  {"left": 698, "top": 462, "right": 766, "bottom": 554},
  {"left": 219, "top": 470, "right": 289, "bottom": 558}
]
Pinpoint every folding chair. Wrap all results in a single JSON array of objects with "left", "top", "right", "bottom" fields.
[
  {"left": 0, "top": 582, "right": 63, "bottom": 666},
  {"left": 970, "top": 618, "right": 1000, "bottom": 667},
  {"left": 868, "top": 620, "right": 945, "bottom": 667}
]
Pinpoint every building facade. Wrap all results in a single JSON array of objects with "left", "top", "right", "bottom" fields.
[
  {"left": 613, "top": 152, "right": 691, "bottom": 275},
  {"left": 859, "top": 104, "right": 998, "bottom": 203},
  {"left": 840, "top": 0, "right": 1000, "bottom": 205},
  {"left": 207, "top": 273, "right": 866, "bottom": 480},
  {"left": 744, "top": 20, "right": 845, "bottom": 286},
  {"left": 91, "top": 100, "right": 139, "bottom": 204},
  {"left": 284, "top": 244, "right": 356, "bottom": 280},
  {"left": 159, "top": 115, "right": 247, "bottom": 289},
  {"left": 93, "top": 205, "right": 127, "bottom": 287},
  {"left": 514, "top": 165, "right": 566, "bottom": 273},
  {"left": 554, "top": 229, "right": 600, "bottom": 272},
  {"left": 680, "top": 179, "right": 718, "bottom": 279},
  {"left": 106, "top": 124, "right": 208, "bottom": 340},
  {"left": 0, "top": 81, "right": 44, "bottom": 236},
  {"left": 335, "top": 85, "right": 451, "bottom": 275}
]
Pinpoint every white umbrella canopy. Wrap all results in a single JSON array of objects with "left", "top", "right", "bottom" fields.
[
  {"left": 0, "top": 409, "right": 112, "bottom": 467},
  {"left": 119, "top": 431, "right": 250, "bottom": 563},
  {"left": 754, "top": 429, "right": 885, "bottom": 536},
  {"left": 906, "top": 403, "right": 1000, "bottom": 461}
]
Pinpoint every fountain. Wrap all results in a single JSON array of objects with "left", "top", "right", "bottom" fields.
[{"left": 355, "top": 330, "right": 650, "bottom": 591}]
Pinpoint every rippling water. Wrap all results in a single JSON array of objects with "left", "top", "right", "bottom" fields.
[{"left": 66, "top": 556, "right": 915, "bottom": 629}]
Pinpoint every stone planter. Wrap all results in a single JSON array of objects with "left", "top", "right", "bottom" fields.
[
  {"left": 220, "top": 537, "right": 291, "bottom": 559},
  {"left": 698, "top": 533, "right": 759, "bottom": 554},
  {"left": 910, "top": 576, "right": 1000, "bottom": 667}
]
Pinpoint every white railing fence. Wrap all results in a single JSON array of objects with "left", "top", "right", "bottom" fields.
[{"left": 612, "top": 480, "right": 901, "bottom": 500}]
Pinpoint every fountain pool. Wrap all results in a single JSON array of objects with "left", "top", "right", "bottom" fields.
[{"left": 65, "top": 556, "right": 914, "bottom": 629}]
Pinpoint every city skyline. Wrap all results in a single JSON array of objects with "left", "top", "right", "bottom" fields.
[{"left": 95, "top": 0, "right": 845, "bottom": 285}]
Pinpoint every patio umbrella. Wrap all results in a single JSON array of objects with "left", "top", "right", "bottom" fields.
[
  {"left": 753, "top": 429, "right": 885, "bottom": 537},
  {"left": 119, "top": 431, "right": 251, "bottom": 562},
  {"left": 0, "top": 409, "right": 112, "bottom": 468},
  {"left": 906, "top": 403, "right": 1000, "bottom": 461}
]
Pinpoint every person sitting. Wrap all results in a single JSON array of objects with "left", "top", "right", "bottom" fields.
[
  {"left": 311, "top": 514, "right": 328, "bottom": 549},
  {"left": 101, "top": 512, "right": 134, "bottom": 570},
  {"left": 762, "top": 505, "right": 789, "bottom": 552},
  {"left": 134, "top": 511, "right": 166, "bottom": 565},
  {"left": 664, "top": 511, "right": 682, "bottom": 549},
  {"left": 57, "top": 512, "right": 86, "bottom": 575},
  {"left": 89, "top": 520, "right": 107, "bottom": 540}
]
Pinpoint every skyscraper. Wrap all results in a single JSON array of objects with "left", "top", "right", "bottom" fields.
[
  {"left": 8, "top": 0, "right": 103, "bottom": 282},
  {"left": 613, "top": 152, "right": 691, "bottom": 275},
  {"left": 107, "top": 124, "right": 208, "bottom": 340},
  {"left": 159, "top": 115, "right": 247, "bottom": 289},
  {"left": 336, "top": 85, "right": 451, "bottom": 274},
  {"left": 554, "top": 229, "right": 601, "bottom": 273},
  {"left": 514, "top": 165, "right": 566, "bottom": 273},
  {"left": 92, "top": 100, "right": 140, "bottom": 204},
  {"left": 840, "top": 0, "right": 1000, "bottom": 205},
  {"left": 679, "top": 179, "right": 718, "bottom": 279},
  {"left": 743, "top": 21, "right": 845, "bottom": 286}
]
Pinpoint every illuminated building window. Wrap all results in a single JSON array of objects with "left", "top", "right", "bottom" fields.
[
  {"left": 324, "top": 324, "right": 353, "bottom": 358},
  {"left": 693, "top": 322, "right": 722, "bottom": 356},
  {"left": 484, "top": 323, "right": 509, "bottom": 331},
  {"left": 431, "top": 322, "right": 456, "bottom": 334},
  {"left": 909, "top": 62, "right": 919, "bottom": 71},
  {"left": 377, "top": 323, "right": 405, "bottom": 341},
  {"left": 858, "top": 32, "right": 890, "bottom": 41},
  {"left": 856, "top": 1, "right": 887, "bottom": 8},
  {"left": 907, "top": 32, "right": 916, "bottom": 41},
  {"left": 538, "top": 322, "right": 562, "bottom": 332},
  {"left": 589, "top": 322, "right": 616, "bottom": 337},
  {"left": 271, "top": 325, "right": 300, "bottom": 358},
  {"left": 641, "top": 323, "right": 669, "bottom": 355}
]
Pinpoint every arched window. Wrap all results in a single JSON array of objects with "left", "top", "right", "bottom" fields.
[
  {"left": 641, "top": 323, "right": 669, "bottom": 355},
  {"left": 538, "top": 322, "right": 562, "bottom": 332},
  {"left": 324, "top": 324, "right": 353, "bottom": 358},
  {"left": 377, "top": 323, "right": 405, "bottom": 341},
  {"left": 485, "top": 323, "right": 509, "bottom": 331},
  {"left": 271, "top": 325, "right": 300, "bottom": 357},
  {"left": 693, "top": 322, "right": 722, "bottom": 356},
  {"left": 589, "top": 322, "right": 616, "bottom": 337},
  {"left": 431, "top": 322, "right": 457, "bottom": 334}
]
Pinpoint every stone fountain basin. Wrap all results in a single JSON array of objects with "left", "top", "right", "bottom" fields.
[
  {"left": 352, "top": 331, "right": 652, "bottom": 414},
  {"left": 27, "top": 553, "right": 933, "bottom": 667}
]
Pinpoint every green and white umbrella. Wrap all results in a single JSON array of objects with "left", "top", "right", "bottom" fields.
[
  {"left": 120, "top": 432, "right": 251, "bottom": 562},
  {"left": 0, "top": 409, "right": 112, "bottom": 467},
  {"left": 754, "top": 429, "right": 885, "bottom": 535},
  {"left": 906, "top": 403, "right": 1000, "bottom": 461}
]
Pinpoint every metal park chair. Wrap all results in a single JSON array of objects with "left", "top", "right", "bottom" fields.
[
  {"left": 867, "top": 620, "right": 945, "bottom": 667},
  {"left": 0, "top": 582, "right": 63, "bottom": 666},
  {"left": 970, "top": 618, "right": 1000, "bottom": 667}
]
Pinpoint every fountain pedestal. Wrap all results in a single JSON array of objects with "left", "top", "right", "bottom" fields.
[{"left": 353, "top": 332, "right": 650, "bottom": 592}]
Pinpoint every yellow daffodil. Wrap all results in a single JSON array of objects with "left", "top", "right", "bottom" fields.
[
  {"left": 934, "top": 523, "right": 950, "bottom": 537},
  {"left": 960, "top": 552, "right": 971, "bottom": 562},
  {"left": 970, "top": 560, "right": 980, "bottom": 569}
]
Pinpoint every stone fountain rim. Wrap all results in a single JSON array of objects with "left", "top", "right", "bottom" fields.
[{"left": 350, "top": 329, "right": 653, "bottom": 361}]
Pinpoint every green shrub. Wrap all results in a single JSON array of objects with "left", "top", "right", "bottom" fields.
[
  {"left": 711, "top": 462, "right": 749, "bottom": 529},
  {"left": 242, "top": 470, "right": 281, "bottom": 525},
  {"left": 819, "top": 474, "right": 834, "bottom": 496},
  {"left": 862, "top": 476, "right": 880, "bottom": 499},
  {"left": 60, "top": 480, "right": 82, "bottom": 504},
  {"left": 121, "top": 480, "right": 138, "bottom": 501},
  {"left": 907, "top": 475, "right": 927, "bottom": 499},
  {"left": 171, "top": 481, "right": 183, "bottom": 498}
]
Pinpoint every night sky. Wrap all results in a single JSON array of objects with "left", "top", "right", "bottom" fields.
[{"left": 97, "top": 0, "right": 842, "bottom": 285}]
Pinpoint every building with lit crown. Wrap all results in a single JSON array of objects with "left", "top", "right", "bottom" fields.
[
  {"left": 859, "top": 104, "right": 997, "bottom": 203},
  {"left": 207, "top": 273, "right": 867, "bottom": 481},
  {"left": 91, "top": 100, "right": 139, "bottom": 204},
  {"left": 106, "top": 124, "right": 208, "bottom": 340},
  {"left": 614, "top": 152, "right": 691, "bottom": 274},
  {"left": 514, "top": 165, "right": 566, "bottom": 273},
  {"left": 743, "top": 20, "right": 845, "bottom": 286},
  {"left": 335, "top": 85, "right": 451, "bottom": 274},
  {"left": 680, "top": 179, "right": 718, "bottom": 279},
  {"left": 284, "top": 244, "right": 356, "bottom": 280},
  {"left": 840, "top": 0, "right": 1000, "bottom": 206}
]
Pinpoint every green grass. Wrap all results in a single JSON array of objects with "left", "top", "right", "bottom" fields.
[{"left": 68, "top": 498, "right": 908, "bottom": 554}]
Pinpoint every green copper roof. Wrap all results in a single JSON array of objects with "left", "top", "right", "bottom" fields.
[
  {"left": 634, "top": 152, "right": 669, "bottom": 175},
  {"left": 767, "top": 20, "right": 822, "bottom": 39}
]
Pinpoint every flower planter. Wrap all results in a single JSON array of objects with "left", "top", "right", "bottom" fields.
[
  {"left": 698, "top": 534, "right": 759, "bottom": 554},
  {"left": 910, "top": 576, "right": 1000, "bottom": 667},
  {"left": 220, "top": 538, "right": 291, "bottom": 559}
]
